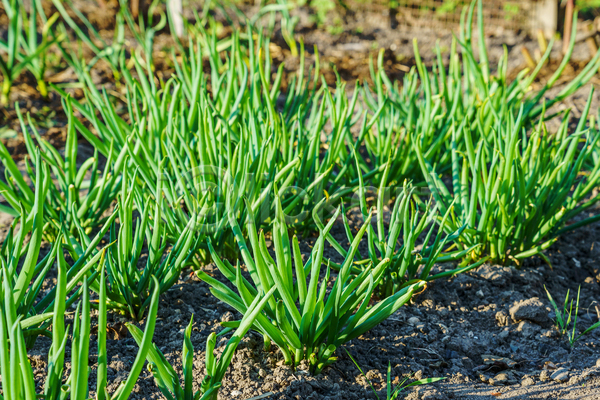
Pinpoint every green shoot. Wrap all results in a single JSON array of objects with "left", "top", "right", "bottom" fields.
[
  {"left": 345, "top": 349, "right": 446, "bottom": 400},
  {"left": 545, "top": 285, "right": 600, "bottom": 347}
]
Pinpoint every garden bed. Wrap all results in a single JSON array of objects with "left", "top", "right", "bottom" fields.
[{"left": 2, "top": 1, "right": 600, "bottom": 399}]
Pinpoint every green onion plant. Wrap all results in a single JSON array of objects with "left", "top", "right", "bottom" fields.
[
  {"left": 198, "top": 195, "right": 425, "bottom": 374},
  {"left": 0, "top": 257, "right": 161, "bottom": 400},
  {"left": 0, "top": 0, "right": 62, "bottom": 104},
  {"left": 101, "top": 167, "right": 198, "bottom": 320},
  {"left": 323, "top": 162, "right": 486, "bottom": 298},
  {"left": 415, "top": 90, "right": 600, "bottom": 265}
]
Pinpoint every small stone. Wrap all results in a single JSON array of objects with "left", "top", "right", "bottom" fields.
[
  {"left": 521, "top": 377, "right": 535, "bottom": 386},
  {"left": 258, "top": 368, "right": 267, "bottom": 378},
  {"left": 475, "top": 264, "right": 512, "bottom": 286},
  {"left": 542, "top": 329, "right": 558, "bottom": 338},
  {"left": 510, "top": 297, "right": 548, "bottom": 324},
  {"left": 220, "top": 311, "right": 234, "bottom": 322},
  {"left": 517, "top": 320, "right": 540, "bottom": 338},
  {"left": 498, "top": 329, "right": 510, "bottom": 341},
  {"left": 551, "top": 368, "right": 569, "bottom": 383},
  {"left": 496, "top": 311, "right": 509, "bottom": 326},
  {"left": 476, "top": 290, "right": 484, "bottom": 298},
  {"left": 482, "top": 354, "right": 517, "bottom": 368},
  {"left": 408, "top": 316, "right": 420, "bottom": 326},
  {"left": 596, "top": 358, "right": 600, "bottom": 368},
  {"left": 490, "top": 372, "right": 509, "bottom": 386},
  {"left": 539, "top": 370, "right": 550, "bottom": 381},
  {"left": 568, "top": 376, "right": 579, "bottom": 385},
  {"left": 231, "top": 390, "right": 242, "bottom": 397}
]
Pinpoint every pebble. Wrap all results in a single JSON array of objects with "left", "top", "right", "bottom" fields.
[
  {"left": 220, "top": 311, "right": 234, "bottom": 322},
  {"left": 509, "top": 297, "right": 548, "bottom": 324},
  {"left": 495, "top": 311, "right": 509, "bottom": 326},
  {"left": 231, "top": 390, "right": 242, "bottom": 397},
  {"left": 408, "top": 316, "right": 420, "bottom": 326},
  {"left": 258, "top": 368, "right": 267, "bottom": 378},
  {"left": 539, "top": 370, "right": 550, "bottom": 381},
  {"left": 568, "top": 376, "right": 579, "bottom": 385},
  {"left": 517, "top": 320, "right": 540, "bottom": 338},
  {"left": 596, "top": 358, "right": 600, "bottom": 368},
  {"left": 490, "top": 372, "right": 518, "bottom": 386},
  {"left": 521, "top": 377, "right": 535, "bottom": 386},
  {"left": 551, "top": 368, "right": 570, "bottom": 383},
  {"left": 475, "top": 264, "right": 512, "bottom": 286},
  {"left": 498, "top": 329, "right": 510, "bottom": 341},
  {"left": 490, "top": 373, "right": 509, "bottom": 386}
]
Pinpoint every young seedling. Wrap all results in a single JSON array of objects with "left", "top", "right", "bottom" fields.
[
  {"left": 345, "top": 349, "right": 446, "bottom": 400},
  {"left": 545, "top": 285, "right": 600, "bottom": 347}
]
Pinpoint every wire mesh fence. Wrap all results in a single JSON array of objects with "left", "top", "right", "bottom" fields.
[{"left": 346, "top": 0, "right": 549, "bottom": 34}]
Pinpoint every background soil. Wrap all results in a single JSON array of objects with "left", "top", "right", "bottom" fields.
[{"left": 2, "top": 1, "right": 600, "bottom": 399}]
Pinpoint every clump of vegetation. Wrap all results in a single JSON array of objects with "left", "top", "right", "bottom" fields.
[
  {"left": 101, "top": 167, "right": 197, "bottom": 320},
  {"left": 199, "top": 196, "right": 426, "bottom": 374},
  {"left": 0, "top": 0, "right": 62, "bottom": 104}
]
